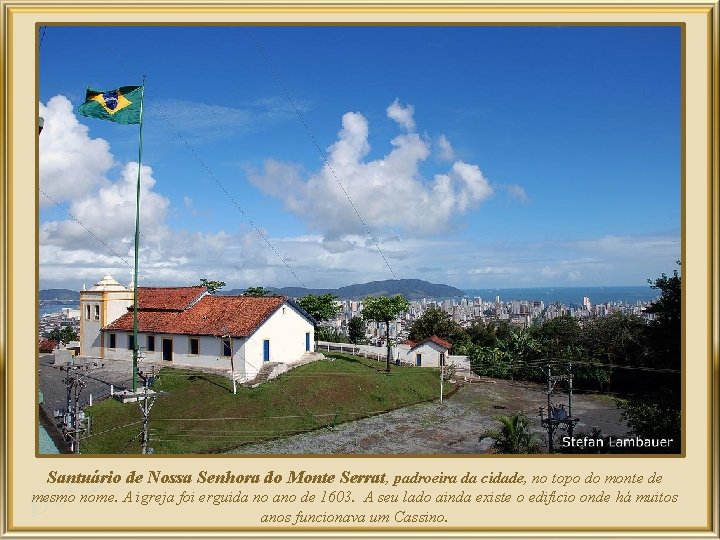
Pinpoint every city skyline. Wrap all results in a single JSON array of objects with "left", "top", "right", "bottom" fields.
[{"left": 40, "top": 25, "right": 681, "bottom": 291}]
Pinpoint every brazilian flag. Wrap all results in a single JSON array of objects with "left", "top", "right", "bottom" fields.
[{"left": 78, "top": 85, "right": 143, "bottom": 125}]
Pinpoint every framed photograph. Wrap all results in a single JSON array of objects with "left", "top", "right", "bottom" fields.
[{"left": 1, "top": 0, "right": 717, "bottom": 537}]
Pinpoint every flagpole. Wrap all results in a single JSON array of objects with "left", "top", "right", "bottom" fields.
[{"left": 132, "top": 76, "right": 146, "bottom": 393}]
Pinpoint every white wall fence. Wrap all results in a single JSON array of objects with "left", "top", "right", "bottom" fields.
[
  {"left": 317, "top": 341, "right": 407, "bottom": 364},
  {"left": 448, "top": 355, "right": 470, "bottom": 370},
  {"left": 317, "top": 341, "right": 469, "bottom": 369}
]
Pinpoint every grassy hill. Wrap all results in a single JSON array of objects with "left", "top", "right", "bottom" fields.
[{"left": 80, "top": 354, "right": 454, "bottom": 454}]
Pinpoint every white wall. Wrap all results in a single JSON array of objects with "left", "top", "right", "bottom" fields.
[
  {"left": 79, "top": 290, "right": 132, "bottom": 358},
  {"left": 409, "top": 341, "right": 447, "bottom": 367},
  {"left": 101, "top": 331, "right": 248, "bottom": 376},
  {"left": 448, "top": 355, "right": 470, "bottom": 370},
  {"left": 317, "top": 341, "right": 404, "bottom": 363},
  {"left": 317, "top": 340, "right": 451, "bottom": 368},
  {"left": 99, "top": 301, "right": 313, "bottom": 381},
  {"left": 80, "top": 292, "right": 103, "bottom": 357},
  {"left": 244, "top": 302, "right": 314, "bottom": 380}
]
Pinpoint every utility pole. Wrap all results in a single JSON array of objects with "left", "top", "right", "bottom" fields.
[
  {"left": 60, "top": 362, "right": 96, "bottom": 453},
  {"left": 567, "top": 362, "right": 574, "bottom": 438},
  {"left": 440, "top": 361, "right": 444, "bottom": 404},
  {"left": 137, "top": 370, "right": 158, "bottom": 454},
  {"left": 545, "top": 365, "right": 554, "bottom": 453},
  {"left": 539, "top": 361, "right": 578, "bottom": 453},
  {"left": 222, "top": 331, "right": 236, "bottom": 395}
]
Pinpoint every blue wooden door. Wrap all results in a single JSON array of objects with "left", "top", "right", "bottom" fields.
[
  {"left": 305, "top": 332, "right": 310, "bottom": 352},
  {"left": 263, "top": 339, "right": 270, "bottom": 362},
  {"left": 416, "top": 353, "right": 422, "bottom": 366}
]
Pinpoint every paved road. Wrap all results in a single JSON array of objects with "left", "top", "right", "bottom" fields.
[
  {"left": 39, "top": 354, "right": 135, "bottom": 417},
  {"left": 228, "top": 376, "right": 629, "bottom": 454},
  {"left": 39, "top": 354, "right": 151, "bottom": 451}
]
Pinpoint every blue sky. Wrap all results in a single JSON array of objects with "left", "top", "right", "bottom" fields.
[{"left": 39, "top": 25, "right": 680, "bottom": 291}]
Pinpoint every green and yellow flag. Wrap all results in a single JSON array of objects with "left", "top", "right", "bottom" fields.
[{"left": 78, "top": 85, "right": 143, "bottom": 125}]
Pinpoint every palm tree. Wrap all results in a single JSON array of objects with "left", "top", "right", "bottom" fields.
[{"left": 483, "top": 411, "right": 541, "bottom": 454}]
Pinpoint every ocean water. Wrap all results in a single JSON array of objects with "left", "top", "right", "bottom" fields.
[
  {"left": 39, "top": 303, "right": 79, "bottom": 317},
  {"left": 462, "top": 286, "right": 659, "bottom": 306}
]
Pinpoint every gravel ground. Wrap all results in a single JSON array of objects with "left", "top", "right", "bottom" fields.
[{"left": 227, "top": 374, "right": 629, "bottom": 455}]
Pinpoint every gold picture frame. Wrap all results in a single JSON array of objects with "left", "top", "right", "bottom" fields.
[{"left": 1, "top": 1, "right": 717, "bottom": 537}]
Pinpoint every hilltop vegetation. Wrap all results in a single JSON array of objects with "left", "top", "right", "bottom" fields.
[
  {"left": 41, "top": 279, "right": 465, "bottom": 302},
  {"left": 39, "top": 289, "right": 80, "bottom": 301},
  {"left": 225, "top": 279, "right": 465, "bottom": 300}
]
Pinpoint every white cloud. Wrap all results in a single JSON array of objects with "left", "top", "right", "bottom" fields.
[
  {"left": 437, "top": 134, "right": 455, "bottom": 161},
  {"left": 41, "top": 162, "right": 170, "bottom": 252},
  {"left": 39, "top": 96, "right": 114, "bottom": 206},
  {"left": 38, "top": 97, "right": 674, "bottom": 292},
  {"left": 386, "top": 98, "right": 416, "bottom": 132},
  {"left": 144, "top": 96, "right": 305, "bottom": 144},
  {"left": 248, "top": 104, "right": 494, "bottom": 240},
  {"left": 504, "top": 183, "right": 530, "bottom": 204}
]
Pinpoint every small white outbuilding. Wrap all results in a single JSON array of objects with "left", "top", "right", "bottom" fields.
[{"left": 399, "top": 335, "right": 452, "bottom": 367}]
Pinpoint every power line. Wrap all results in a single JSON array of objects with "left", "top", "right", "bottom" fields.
[
  {"left": 252, "top": 37, "right": 398, "bottom": 280},
  {"left": 39, "top": 189, "right": 157, "bottom": 287},
  {"left": 150, "top": 103, "right": 307, "bottom": 288}
]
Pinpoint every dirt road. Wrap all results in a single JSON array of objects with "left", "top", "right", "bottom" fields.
[{"left": 228, "top": 376, "right": 628, "bottom": 454}]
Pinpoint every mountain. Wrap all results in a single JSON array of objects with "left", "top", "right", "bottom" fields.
[
  {"left": 225, "top": 279, "right": 464, "bottom": 300},
  {"left": 39, "top": 289, "right": 80, "bottom": 301},
  {"left": 41, "top": 279, "right": 464, "bottom": 302}
]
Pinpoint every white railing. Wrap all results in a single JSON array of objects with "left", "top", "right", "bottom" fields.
[
  {"left": 317, "top": 341, "right": 470, "bottom": 370},
  {"left": 448, "top": 355, "right": 470, "bottom": 370},
  {"left": 316, "top": 341, "right": 409, "bottom": 364}
]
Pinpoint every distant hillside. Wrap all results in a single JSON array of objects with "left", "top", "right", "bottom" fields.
[
  {"left": 39, "top": 289, "right": 80, "bottom": 301},
  {"left": 41, "top": 280, "right": 463, "bottom": 302},
  {"left": 226, "top": 279, "right": 464, "bottom": 300}
]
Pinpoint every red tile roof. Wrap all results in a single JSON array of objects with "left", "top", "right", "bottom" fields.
[
  {"left": 39, "top": 339, "right": 58, "bottom": 353},
  {"left": 427, "top": 335, "right": 452, "bottom": 349},
  {"left": 105, "top": 295, "right": 287, "bottom": 337},
  {"left": 134, "top": 286, "right": 207, "bottom": 311},
  {"left": 406, "top": 335, "right": 452, "bottom": 351}
]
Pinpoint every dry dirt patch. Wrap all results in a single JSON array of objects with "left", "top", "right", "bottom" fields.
[{"left": 229, "top": 376, "right": 627, "bottom": 454}]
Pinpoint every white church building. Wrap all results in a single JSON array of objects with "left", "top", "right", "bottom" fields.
[{"left": 79, "top": 275, "right": 316, "bottom": 381}]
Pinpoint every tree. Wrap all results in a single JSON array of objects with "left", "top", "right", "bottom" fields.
[
  {"left": 482, "top": 411, "right": 541, "bottom": 454},
  {"left": 466, "top": 319, "right": 499, "bottom": 348},
  {"left": 242, "top": 286, "right": 272, "bottom": 297},
  {"left": 297, "top": 294, "right": 340, "bottom": 346},
  {"left": 645, "top": 262, "right": 681, "bottom": 373},
  {"left": 199, "top": 278, "right": 226, "bottom": 294},
  {"left": 582, "top": 313, "right": 647, "bottom": 392},
  {"left": 361, "top": 295, "right": 410, "bottom": 372},
  {"left": 45, "top": 325, "right": 78, "bottom": 343},
  {"left": 502, "top": 328, "right": 542, "bottom": 381},
  {"left": 538, "top": 315, "right": 582, "bottom": 359},
  {"left": 297, "top": 293, "right": 339, "bottom": 322},
  {"left": 408, "top": 307, "right": 468, "bottom": 352},
  {"left": 617, "top": 263, "right": 682, "bottom": 452},
  {"left": 316, "top": 326, "right": 349, "bottom": 343},
  {"left": 348, "top": 316, "right": 366, "bottom": 344}
]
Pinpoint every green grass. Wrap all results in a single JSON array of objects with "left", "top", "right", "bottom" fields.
[{"left": 80, "top": 354, "right": 454, "bottom": 455}]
